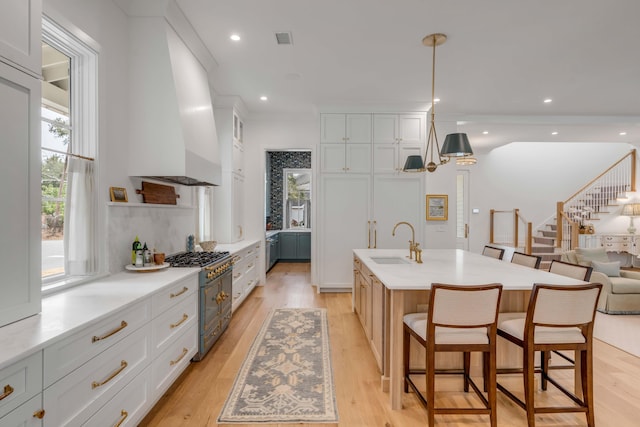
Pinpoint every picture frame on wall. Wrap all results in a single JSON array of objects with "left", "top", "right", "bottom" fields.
[
  {"left": 426, "top": 194, "right": 447, "bottom": 221},
  {"left": 109, "top": 186, "right": 128, "bottom": 203}
]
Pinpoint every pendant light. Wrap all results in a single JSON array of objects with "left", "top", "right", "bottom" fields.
[{"left": 403, "top": 33, "right": 474, "bottom": 172}]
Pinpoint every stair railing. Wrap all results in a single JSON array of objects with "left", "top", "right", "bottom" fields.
[
  {"left": 556, "top": 149, "right": 636, "bottom": 251},
  {"left": 489, "top": 208, "right": 533, "bottom": 253}
]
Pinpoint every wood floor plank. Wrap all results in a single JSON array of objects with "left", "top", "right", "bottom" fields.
[{"left": 140, "top": 262, "right": 640, "bottom": 426}]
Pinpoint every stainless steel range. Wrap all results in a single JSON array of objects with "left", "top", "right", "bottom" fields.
[{"left": 165, "top": 251, "right": 232, "bottom": 361}]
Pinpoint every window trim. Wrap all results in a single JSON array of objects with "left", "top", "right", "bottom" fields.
[{"left": 41, "top": 16, "right": 101, "bottom": 295}]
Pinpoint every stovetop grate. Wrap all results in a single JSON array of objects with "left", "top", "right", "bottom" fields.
[{"left": 165, "top": 251, "right": 230, "bottom": 267}]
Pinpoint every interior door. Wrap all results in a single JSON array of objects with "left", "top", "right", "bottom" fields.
[{"left": 456, "top": 170, "right": 470, "bottom": 250}]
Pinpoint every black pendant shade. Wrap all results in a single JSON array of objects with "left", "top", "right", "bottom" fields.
[
  {"left": 403, "top": 155, "right": 425, "bottom": 172},
  {"left": 441, "top": 133, "right": 473, "bottom": 157}
]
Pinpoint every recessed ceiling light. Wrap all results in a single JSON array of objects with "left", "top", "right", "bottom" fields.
[
  {"left": 230, "top": 34, "right": 241, "bottom": 41},
  {"left": 260, "top": 96, "right": 268, "bottom": 101},
  {"left": 482, "top": 131, "right": 489, "bottom": 135},
  {"left": 544, "top": 98, "right": 552, "bottom": 103},
  {"left": 620, "top": 132, "right": 627, "bottom": 136},
  {"left": 551, "top": 131, "right": 558, "bottom": 135}
]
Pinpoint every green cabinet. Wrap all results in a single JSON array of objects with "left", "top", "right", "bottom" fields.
[{"left": 279, "top": 231, "right": 311, "bottom": 261}]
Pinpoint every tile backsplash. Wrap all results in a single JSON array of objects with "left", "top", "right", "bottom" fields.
[{"left": 267, "top": 151, "right": 311, "bottom": 230}]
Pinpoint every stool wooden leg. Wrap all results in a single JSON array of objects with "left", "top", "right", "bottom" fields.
[
  {"left": 403, "top": 328, "right": 410, "bottom": 393},
  {"left": 488, "top": 350, "right": 497, "bottom": 427},
  {"left": 427, "top": 344, "right": 436, "bottom": 427},
  {"left": 581, "top": 349, "right": 595, "bottom": 427},
  {"left": 463, "top": 351, "right": 470, "bottom": 392},
  {"left": 524, "top": 346, "right": 536, "bottom": 427}
]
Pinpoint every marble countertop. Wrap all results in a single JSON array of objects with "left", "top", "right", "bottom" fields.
[
  {"left": 0, "top": 267, "right": 200, "bottom": 370},
  {"left": 216, "top": 238, "right": 261, "bottom": 254},
  {"left": 353, "top": 248, "right": 588, "bottom": 291}
]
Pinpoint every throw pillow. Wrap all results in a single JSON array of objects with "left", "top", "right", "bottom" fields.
[
  {"left": 591, "top": 260, "right": 621, "bottom": 277},
  {"left": 575, "top": 247, "right": 610, "bottom": 266}
]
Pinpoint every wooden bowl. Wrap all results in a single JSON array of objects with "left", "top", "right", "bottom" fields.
[{"left": 200, "top": 241, "right": 217, "bottom": 252}]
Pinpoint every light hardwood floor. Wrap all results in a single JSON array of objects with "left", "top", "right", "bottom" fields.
[{"left": 140, "top": 262, "right": 640, "bottom": 426}]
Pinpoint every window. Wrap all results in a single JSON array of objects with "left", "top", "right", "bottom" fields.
[
  {"left": 283, "top": 169, "right": 311, "bottom": 229},
  {"left": 41, "top": 17, "right": 99, "bottom": 292}
]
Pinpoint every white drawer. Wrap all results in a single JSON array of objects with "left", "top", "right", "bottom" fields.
[
  {"left": 43, "top": 324, "right": 151, "bottom": 427},
  {"left": 604, "top": 242, "right": 631, "bottom": 251},
  {"left": 0, "top": 352, "right": 42, "bottom": 419},
  {"left": 151, "top": 276, "right": 197, "bottom": 318},
  {"left": 44, "top": 299, "right": 151, "bottom": 387},
  {"left": 0, "top": 394, "right": 43, "bottom": 427},
  {"left": 81, "top": 366, "right": 152, "bottom": 427},
  {"left": 602, "top": 235, "right": 632, "bottom": 243},
  {"left": 151, "top": 292, "right": 197, "bottom": 358},
  {"left": 151, "top": 323, "right": 197, "bottom": 399}
]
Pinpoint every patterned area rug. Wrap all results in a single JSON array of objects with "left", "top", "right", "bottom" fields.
[{"left": 217, "top": 308, "right": 338, "bottom": 424}]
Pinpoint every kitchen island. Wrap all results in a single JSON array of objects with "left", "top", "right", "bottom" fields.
[{"left": 352, "top": 248, "right": 588, "bottom": 410}]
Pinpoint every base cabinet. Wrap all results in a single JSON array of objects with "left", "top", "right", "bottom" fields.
[
  {"left": 353, "top": 255, "right": 383, "bottom": 372},
  {"left": 0, "top": 394, "right": 43, "bottom": 427},
  {"left": 230, "top": 241, "right": 261, "bottom": 311},
  {"left": 279, "top": 232, "right": 311, "bottom": 261}
]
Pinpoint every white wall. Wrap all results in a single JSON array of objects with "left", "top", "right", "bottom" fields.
[{"left": 466, "top": 142, "right": 635, "bottom": 253}]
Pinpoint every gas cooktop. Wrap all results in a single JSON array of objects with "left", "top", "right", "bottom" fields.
[{"left": 165, "top": 251, "right": 230, "bottom": 268}]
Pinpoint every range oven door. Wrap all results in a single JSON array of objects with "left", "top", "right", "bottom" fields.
[{"left": 194, "top": 268, "right": 232, "bottom": 361}]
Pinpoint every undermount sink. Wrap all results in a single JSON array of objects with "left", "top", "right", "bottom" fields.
[{"left": 370, "top": 256, "right": 410, "bottom": 265}]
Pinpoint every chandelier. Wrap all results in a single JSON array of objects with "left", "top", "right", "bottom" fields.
[{"left": 403, "top": 34, "right": 474, "bottom": 172}]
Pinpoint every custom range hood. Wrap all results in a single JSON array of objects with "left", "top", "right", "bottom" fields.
[{"left": 127, "top": 14, "right": 221, "bottom": 186}]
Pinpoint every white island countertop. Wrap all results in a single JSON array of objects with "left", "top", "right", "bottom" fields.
[
  {"left": 0, "top": 267, "right": 200, "bottom": 370},
  {"left": 354, "top": 248, "right": 587, "bottom": 290}
]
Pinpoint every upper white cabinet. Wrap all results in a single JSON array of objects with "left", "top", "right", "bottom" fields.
[
  {"left": 213, "top": 106, "right": 246, "bottom": 243},
  {"left": 320, "top": 114, "right": 372, "bottom": 173},
  {"left": 0, "top": 0, "right": 41, "bottom": 76},
  {"left": 0, "top": 60, "right": 41, "bottom": 328},
  {"left": 373, "top": 114, "right": 425, "bottom": 173}
]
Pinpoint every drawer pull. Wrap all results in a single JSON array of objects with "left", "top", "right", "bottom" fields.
[
  {"left": 170, "top": 286, "right": 189, "bottom": 298},
  {"left": 170, "top": 348, "right": 188, "bottom": 366},
  {"left": 233, "top": 272, "right": 242, "bottom": 279},
  {"left": 92, "top": 321, "right": 128, "bottom": 343},
  {"left": 170, "top": 313, "right": 189, "bottom": 329},
  {"left": 247, "top": 263, "right": 254, "bottom": 269},
  {"left": 33, "top": 409, "right": 45, "bottom": 419},
  {"left": 92, "top": 360, "right": 128, "bottom": 389},
  {"left": 114, "top": 410, "right": 128, "bottom": 427},
  {"left": 0, "top": 384, "right": 14, "bottom": 401}
]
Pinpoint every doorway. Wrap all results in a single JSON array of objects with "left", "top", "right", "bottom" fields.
[{"left": 456, "top": 170, "right": 470, "bottom": 250}]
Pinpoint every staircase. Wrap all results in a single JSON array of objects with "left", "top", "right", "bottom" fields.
[{"left": 532, "top": 223, "right": 561, "bottom": 270}]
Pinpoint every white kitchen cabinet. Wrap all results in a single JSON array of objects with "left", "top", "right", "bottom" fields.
[
  {"left": 320, "top": 114, "right": 372, "bottom": 174},
  {"left": 320, "top": 113, "right": 372, "bottom": 144},
  {"left": 0, "top": 394, "right": 43, "bottom": 427},
  {"left": 213, "top": 106, "right": 246, "bottom": 243},
  {"left": 373, "top": 114, "right": 425, "bottom": 173},
  {"left": 0, "top": 0, "right": 41, "bottom": 77},
  {"left": 318, "top": 175, "right": 371, "bottom": 290},
  {"left": 0, "top": 59, "right": 41, "bottom": 328},
  {"left": 43, "top": 324, "right": 152, "bottom": 426},
  {"left": 0, "top": 352, "right": 42, "bottom": 419},
  {"left": 83, "top": 365, "right": 152, "bottom": 427},
  {"left": 230, "top": 241, "right": 261, "bottom": 311},
  {"left": 317, "top": 112, "right": 425, "bottom": 291}
]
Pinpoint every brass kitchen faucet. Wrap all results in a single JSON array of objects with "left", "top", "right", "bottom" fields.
[{"left": 392, "top": 221, "right": 422, "bottom": 263}]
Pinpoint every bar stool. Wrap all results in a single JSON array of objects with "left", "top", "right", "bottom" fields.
[
  {"left": 496, "top": 283, "right": 602, "bottom": 427},
  {"left": 482, "top": 245, "right": 505, "bottom": 260},
  {"left": 403, "top": 283, "right": 503, "bottom": 426}
]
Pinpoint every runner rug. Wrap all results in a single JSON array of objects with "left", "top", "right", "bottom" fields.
[{"left": 217, "top": 308, "right": 338, "bottom": 424}]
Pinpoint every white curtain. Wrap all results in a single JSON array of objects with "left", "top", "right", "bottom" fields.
[{"left": 64, "top": 157, "right": 96, "bottom": 276}]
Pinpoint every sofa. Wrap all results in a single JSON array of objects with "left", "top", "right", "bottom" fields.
[{"left": 562, "top": 247, "right": 640, "bottom": 314}]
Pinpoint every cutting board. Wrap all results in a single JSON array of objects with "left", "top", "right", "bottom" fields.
[{"left": 135, "top": 181, "right": 180, "bottom": 205}]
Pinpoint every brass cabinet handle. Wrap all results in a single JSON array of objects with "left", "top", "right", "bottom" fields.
[
  {"left": 170, "top": 287, "right": 188, "bottom": 298},
  {"left": 92, "top": 360, "right": 128, "bottom": 389},
  {"left": 373, "top": 220, "right": 377, "bottom": 249},
  {"left": 170, "top": 348, "right": 188, "bottom": 366},
  {"left": 170, "top": 314, "right": 188, "bottom": 329},
  {"left": 92, "top": 321, "right": 128, "bottom": 343},
  {"left": 0, "top": 384, "right": 14, "bottom": 401},
  {"left": 247, "top": 263, "right": 254, "bottom": 269},
  {"left": 367, "top": 221, "right": 371, "bottom": 248},
  {"left": 114, "top": 410, "right": 128, "bottom": 427},
  {"left": 33, "top": 409, "right": 45, "bottom": 419}
]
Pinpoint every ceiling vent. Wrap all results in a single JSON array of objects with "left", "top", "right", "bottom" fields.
[{"left": 275, "top": 32, "right": 293, "bottom": 45}]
